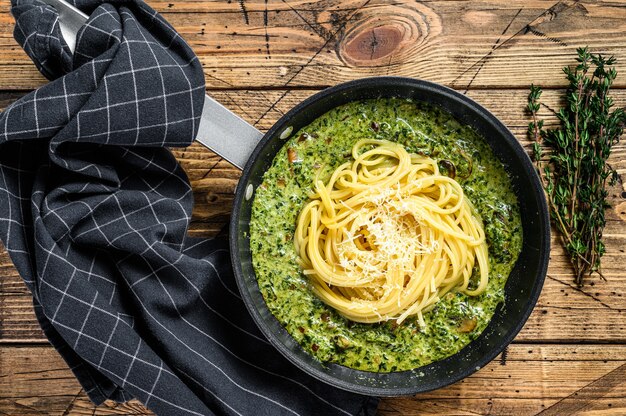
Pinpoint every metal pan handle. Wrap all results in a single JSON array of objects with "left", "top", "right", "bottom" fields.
[
  {"left": 37, "top": 0, "right": 263, "bottom": 170},
  {"left": 196, "top": 96, "right": 262, "bottom": 170}
]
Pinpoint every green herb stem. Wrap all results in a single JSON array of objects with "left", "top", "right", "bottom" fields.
[{"left": 527, "top": 47, "right": 625, "bottom": 287}]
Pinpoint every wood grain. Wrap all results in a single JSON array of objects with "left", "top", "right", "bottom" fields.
[
  {"left": 2, "top": 0, "right": 626, "bottom": 90},
  {"left": 1, "top": 0, "right": 626, "bottom": 414},
  {"left": 2, "top": 345, "right": 626, "bottom": 415}
]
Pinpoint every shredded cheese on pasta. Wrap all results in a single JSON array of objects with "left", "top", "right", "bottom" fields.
[{"left": 294, "top": 139, "right": 489, "bottom": 325}]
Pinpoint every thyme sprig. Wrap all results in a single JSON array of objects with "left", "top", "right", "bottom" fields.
[{"left": 528, "top": 47, "right": 625, "bottom": 287}]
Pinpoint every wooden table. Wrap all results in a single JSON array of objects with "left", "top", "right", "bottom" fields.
[{"left": 1, "top": 0, "right": 626, "bottom": 414}]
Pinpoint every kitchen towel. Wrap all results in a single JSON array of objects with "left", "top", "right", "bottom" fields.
[{"left": 1, "top": 0, "right": 379, "bottom": 414}]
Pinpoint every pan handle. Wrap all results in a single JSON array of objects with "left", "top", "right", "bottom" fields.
[
  {"left": 196, "top": 95, "right": 263, "bottom": 170},
  {"left": 37, "top": 0, "right": 264, "bottom": 170}
]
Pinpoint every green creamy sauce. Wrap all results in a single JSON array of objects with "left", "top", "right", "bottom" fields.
[{"left": 249, "top": 98, "right": 522, "bottom": 372}]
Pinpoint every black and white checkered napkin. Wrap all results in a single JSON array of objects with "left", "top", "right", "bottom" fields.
[{"left": 1, "top": 0, "right": 378, "bottom": 414}]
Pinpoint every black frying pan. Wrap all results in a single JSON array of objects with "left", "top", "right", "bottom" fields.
[{"left": 230, "top": 77, "right": 550, "bottom": 396}]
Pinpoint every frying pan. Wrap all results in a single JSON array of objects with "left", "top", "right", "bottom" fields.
[{"left": 44, "top": 0, "right": 551, "bottom": 397}]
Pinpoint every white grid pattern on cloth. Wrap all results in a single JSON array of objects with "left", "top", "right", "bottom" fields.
[{"left": 0, "top": 0, "right": 378, "bottom": 415}]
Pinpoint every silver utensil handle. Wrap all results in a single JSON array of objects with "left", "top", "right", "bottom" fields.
[
  {"left": 40, "top": 0, "right": 88, "bottom": 54},
  {"left": 34, "top": 0, "right": 263, "bottom": 170},
  {"left": 197, "top": 95, "right": 263, "bottom": 169}
]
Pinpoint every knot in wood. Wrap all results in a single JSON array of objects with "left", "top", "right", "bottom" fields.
[
  {"left": 336, "top": 2, "right": 440, "bottom": 68},
  {"left": 343, "top": 26, "right": 403, "bottom": 63}
]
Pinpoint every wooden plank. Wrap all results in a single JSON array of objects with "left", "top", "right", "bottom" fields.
[
  {"left": 0, "top": 345, "right": 150, "bottom": 415},
  {"left": 2, "top": 0, "right": 626, "bottom": 90},
  {"left": 1, "top": 88, "right": 625, "bottom": 344},
  {"left": 2, "top": 344, "right": 626, "bottom": 415}
]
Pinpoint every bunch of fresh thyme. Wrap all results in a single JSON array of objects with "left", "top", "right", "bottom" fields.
[{"left": 528, "top": 47, "right": 625, "bottom": 286}]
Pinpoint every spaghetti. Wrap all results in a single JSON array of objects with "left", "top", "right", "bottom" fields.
[{"left": 294, "top": 139, "right": 489, "bottom": 326}]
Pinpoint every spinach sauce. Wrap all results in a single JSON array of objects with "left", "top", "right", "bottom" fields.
[{"left": 249, "top": 98, "right": 522, "bottom": 372}]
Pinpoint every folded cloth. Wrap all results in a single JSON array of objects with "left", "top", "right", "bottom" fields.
[{"left": 1, "top": 0, "right": 379, "bottom": 414}]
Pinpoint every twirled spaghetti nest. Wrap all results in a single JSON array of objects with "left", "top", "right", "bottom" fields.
[{"left": 295, "top": 139, "right": 488, "bottom": 325}]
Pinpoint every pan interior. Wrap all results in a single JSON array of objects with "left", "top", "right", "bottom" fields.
[{"left": 230, "top": 77, "right": 549, "bottom": 396}]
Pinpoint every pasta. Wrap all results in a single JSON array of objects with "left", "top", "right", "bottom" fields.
[{"left": 294, "top": 139, "right": 489, "bottom": 326}]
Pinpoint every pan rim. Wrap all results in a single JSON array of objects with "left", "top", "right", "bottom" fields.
[{"left": 230, "top": 76, "right": 550, "bottom": 396}]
